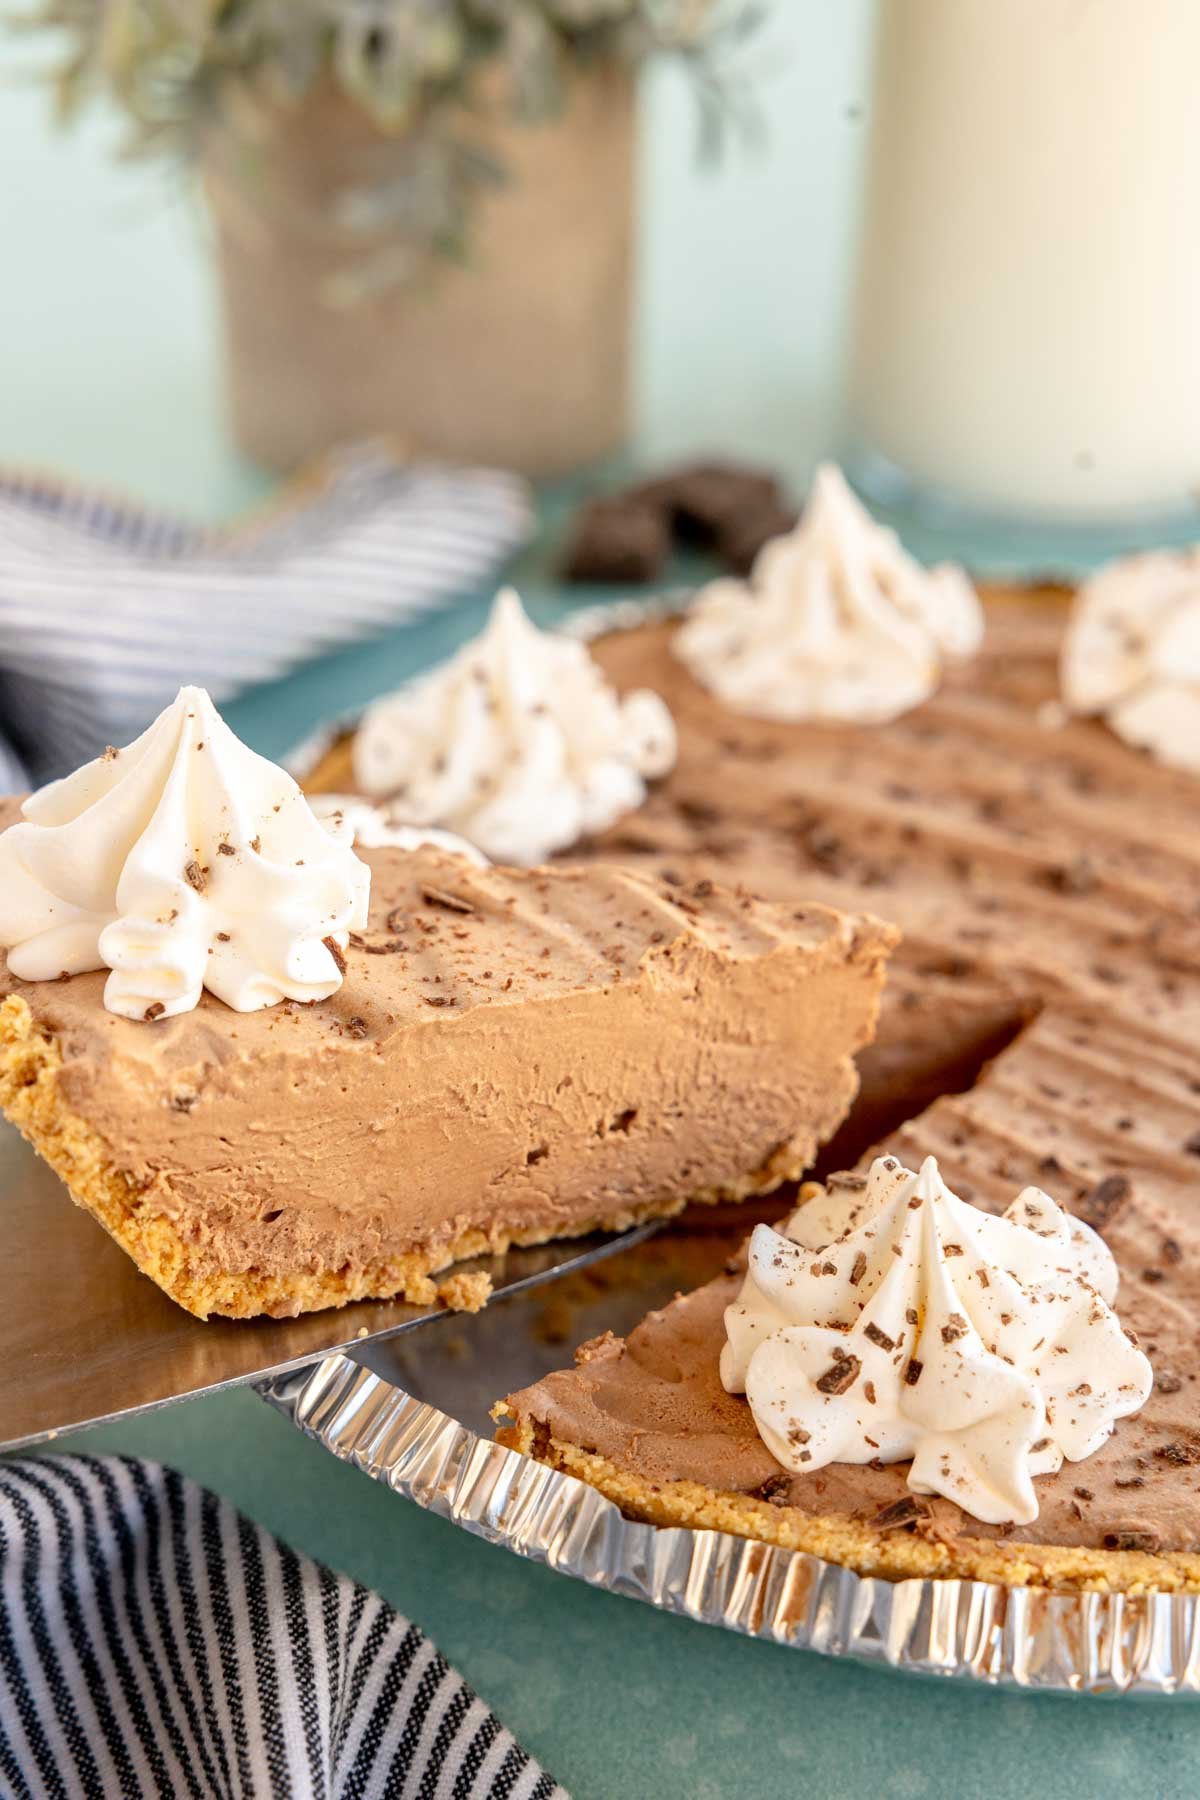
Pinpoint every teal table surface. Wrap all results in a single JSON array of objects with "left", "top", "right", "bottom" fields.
[{"left": 5, "top": 28, "right": 1200, "bottom": 1800}]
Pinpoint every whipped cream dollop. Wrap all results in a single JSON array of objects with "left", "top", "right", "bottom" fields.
[
  {"left": 352, "top": 587, "right": 676, "bottom": 864},
  {"left": 0, "top": 688, "right": 370, "bottom": 1021},
  {"left": 722, "top": 1155, "right": 1152, "bottom": 1526},
  {"left": 1062, "top": 550, "right": 1200, "bottom": 772},
  {"left": 675, "top": 464, "right": 983, "bottom": 723},
  {"left": 309, "top": 794, "right": 487, "bottom": 864}
]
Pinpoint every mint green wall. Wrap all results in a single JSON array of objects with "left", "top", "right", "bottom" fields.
[{"left": 0, "top": 3, "right": 874, "bottom": 515}]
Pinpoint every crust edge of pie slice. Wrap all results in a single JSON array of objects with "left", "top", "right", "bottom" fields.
[{"left": 0, "top": 822, "right": 896, "bottom": 1320}]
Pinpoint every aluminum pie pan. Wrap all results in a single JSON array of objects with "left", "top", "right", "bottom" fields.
[
  {"left": 275, "top": 583, "right": 1200, "bottom": 1693},
  {"left": 257, "top": 1350, "right": 1200, "bottom": 1696}
]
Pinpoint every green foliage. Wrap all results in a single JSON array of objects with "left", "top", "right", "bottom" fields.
[
  {"left": 17, "top": 1, "right": 756, "bottom": 144},
  {"left": 14, "top": 1, "right": 764, "bottom": 291}
]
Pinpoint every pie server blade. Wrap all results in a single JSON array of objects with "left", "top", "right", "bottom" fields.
[{"left": 0, "top": 1120, "right": 660, "bottom": 1452}]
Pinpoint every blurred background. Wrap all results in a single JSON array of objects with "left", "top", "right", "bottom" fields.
[
  {"left": 3, "top": 0, "right": 1198, "bottom": 776},
  {"left": 0, "top": 2, "right": 872, "bottom": 516}
]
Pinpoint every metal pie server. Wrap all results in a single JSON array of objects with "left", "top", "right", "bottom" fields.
[{"left": 0, "top": 1120, "right": 659, "bottom": 1452}]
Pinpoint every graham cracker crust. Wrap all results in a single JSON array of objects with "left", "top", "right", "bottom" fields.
[
  {"left": 0, "top": 994, "right": 809, "bottom": 1321},
  {"left": 492, "top": 1414, "right": 1200, "bottom": 1595}
]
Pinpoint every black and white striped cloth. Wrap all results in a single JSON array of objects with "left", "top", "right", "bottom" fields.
[
  {"left": 0, "top": 1455, "right": 565, "bottom": 1800},
  {"left": 0, "top": 443, "right": 532, "bottom": 787}
]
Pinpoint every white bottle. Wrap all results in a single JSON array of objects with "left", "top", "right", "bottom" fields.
[{"left": 846, "top": 0, "right": 1200, "bottom": 525}]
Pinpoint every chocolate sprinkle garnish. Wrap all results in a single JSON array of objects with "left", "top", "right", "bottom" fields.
[
  {"left": 940, "top": 1313, "right": 968, "bottom": 1344},
  {"left": 322, "top": 935, "right": 347, "bottom": 976},
  {"left": 184, "top": 860, "right": 206, "bottom": 893},
  {"left": 1039, "top": 857, "right": 1098, "bottom": 896},
  {"left": 903, "top": 1358, "right": 924, "bottom": 1386},
  {"left": 870, "top": 1496, "right": 928, "bottom": 1533},
  {"left": 815, "top": 1355, "right": 862, "bottom": 1395},
  {"left": 863, "top": 1322, "right": 896, "bottom": 1352},
  {"left": 217, "top": 841, "right": 235, "bottom": 856},
  {"left": 849, "top": 1251, "right": 868, "bottom": 1287},
  {"left": 1103, "top": 1530, "right": 1161, "bottom": 1554},
  {"left": 1079, "top": 1173, "right": 1131, "bottom": 1231},
  {"left": 1155, "top": 1442, "right": 1200, "bottom": 1467},
  {"left": 420, "top": 885, "right": 475, "bottom": 915}
]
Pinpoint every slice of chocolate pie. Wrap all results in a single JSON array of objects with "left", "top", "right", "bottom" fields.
[{"left": 0, "top": 691, "right": 895, "bottom": 1320}]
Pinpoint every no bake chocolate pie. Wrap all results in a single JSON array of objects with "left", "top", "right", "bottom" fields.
[{"left": 493, "top": 572, "right": 1200, "bottom": 1593}]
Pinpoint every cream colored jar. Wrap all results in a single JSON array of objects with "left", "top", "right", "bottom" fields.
[{"left": 847, "top": 0, "right": 1200, "bottom": 524}]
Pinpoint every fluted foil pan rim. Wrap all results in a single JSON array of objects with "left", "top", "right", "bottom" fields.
[{"left": 258, "top": 1353, "right": 1200, "bottom": 1695}]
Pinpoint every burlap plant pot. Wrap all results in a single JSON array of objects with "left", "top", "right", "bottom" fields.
[{"left": 203, "top": 68, "right": 635, "bottom": 477}]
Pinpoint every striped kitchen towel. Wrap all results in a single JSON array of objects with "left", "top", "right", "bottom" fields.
[
  {"left": 0, "top": 1455, "right": 565, "bottom": 1800},
  {"left": 0, "top": 442, "right": 532, "bottom": 789}
]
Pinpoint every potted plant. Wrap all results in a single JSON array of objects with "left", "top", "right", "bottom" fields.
[{"left": 25, "top": 1, "right": 757, "bottom": 475}]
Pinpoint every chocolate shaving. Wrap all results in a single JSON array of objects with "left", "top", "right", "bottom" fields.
[
  {"left": 903, "top": 1358, "right": 924, "bottom": 1386},
  {"left": 870, "top": 1496, "right": 929, "bottom": 1533},
  {"left": 345, "top": 1016, "right": 370, "bottom": 1040},
  {"left": 143, "top": 1002, "right": 165, "bottom": 1022},
  {"left": 322, "top": 935, "right": 348, "bottom": 976},
  {"left": 184, "top": 860, "right": 206, "bottom": 893},
  {"left": 1155, "top": 1441, "right": 1200, "bottom": 1467},
  {"left": 420, "top": 885, "right": 475, "bottom": 915},
  {"left": 1103, "top": 1529, "right": 1161, "bottom": 1554},
  {"left": 940, "top": 1313, "right": 968, "bottom": 1345},
  {"left": 863, "top": 1322, "right": 895, "bottom": 1352},
  {"left": 756, "top": 1473, "right": 791, "bottom": 1505},
  {"left": 217, "top": 841, "right": 235, "bottom": 856},
  {"left": 849, "top": 1251, "right": 868, "bottom": 1287},
  {"left": 815, "top": 1354, "right": 862, "bottom": 1396},
  {"left": 1078, "top": 1173, "right": 1131, "bottom": 1231},
  {"left": 1038, "top": 857, "right": 1098, "bottom": 896}
]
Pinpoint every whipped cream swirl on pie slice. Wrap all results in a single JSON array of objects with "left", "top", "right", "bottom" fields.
[
  {"left": 1062, "top": 549, "right": 1200, "bottom": 772},
  {"left": 721, "top": 1155, "right": 1152, "bottom": 1526},
  {"left": 675, "top": 464, "right": 983, "bottom": 723},
  {"left": 309, "top": 794, "right": 487, "bottom": 864},
  {"left": 0, "top": 687, "right": 370, "bottom": 1021},
  {"left": 352, "top": 587, "right": 676, "bottom": 865}
]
